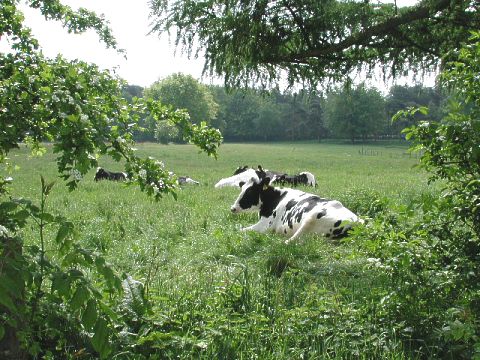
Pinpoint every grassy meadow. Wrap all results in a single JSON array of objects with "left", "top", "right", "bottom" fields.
[{"left": 6, "top": 141, "right": 433, "bottom": 358}]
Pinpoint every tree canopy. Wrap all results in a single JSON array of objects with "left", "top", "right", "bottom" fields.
[
  {"left": 149, "top": 0, "right": 479, "bottom": 88},
  {"left": 324, "top": 83, "right": 386, "bottom": 142},
  {"left": 145, "top": 73, "right": 219, "bottom": 126}
]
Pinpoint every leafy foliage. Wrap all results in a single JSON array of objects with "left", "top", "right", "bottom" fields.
[
  {"left": 0, "top": 0, "right": 222, "bottom": 357},
  {"left": 149, "top": 0, "right": 479, "bottom": 88},
  {"left": 357, "top": 32, "right": 480, "bottom": 358}
]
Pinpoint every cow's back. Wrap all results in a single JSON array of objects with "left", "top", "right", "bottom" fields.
[{"left": 270, "top": 193, "right": 358, "bottom": 237}]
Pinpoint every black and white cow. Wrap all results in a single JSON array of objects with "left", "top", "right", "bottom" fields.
[
  {"left": 215, "top": 165, "right": 286, "bottom": 188},
  {"left": 94, "top": 167, "right": 128, "bottom": 181},
  {"left": 271, "top": 172, "right": 317, "bottom": 187},
  {"left": 215, "top": 165, "right": 316, "bottom": 188},
  {"left": 177, "top": 176, "right": 200, "bottom": 185},
  {"left": 230, "top": 176, "right": 362, "bottom": 243}
]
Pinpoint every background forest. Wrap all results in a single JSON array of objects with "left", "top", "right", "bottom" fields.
[{"left": 125, "top": 75, "right": 445, "bottom": 143}]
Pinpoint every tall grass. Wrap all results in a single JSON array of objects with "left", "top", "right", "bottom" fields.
[{"left": 4, "top": 141, "right": 430, "bottom": 358}]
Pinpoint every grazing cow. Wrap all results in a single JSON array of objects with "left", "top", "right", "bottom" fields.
[
  {"left": 94, "top": 167, "right": 128, "bottom": 181},
  {"left": 230, "top": 176, "right": 362, "bottom": 243},
  {"left": 177, "top": 176, "right": 200, "bottom": 185},
  {"left": 271, "top": 171, "right": 317, "bottom": 187},
  {"left": 215, "top": 165, "right": 286, "bottom": 188}
]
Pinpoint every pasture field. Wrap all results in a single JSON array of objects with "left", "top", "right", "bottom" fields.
[{"left": 6, "top": 141, "right": 432, "bottom": 358}]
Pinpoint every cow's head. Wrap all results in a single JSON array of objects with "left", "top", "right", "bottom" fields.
[
  {"left": 238, "top": 166, "right": 266, "bottom": 188},
  {"left": 233, "top": 165, "right": 249, "bottom": 175},
  {"left": 94, "top": 167, "right": 106, "bottom": 181},
  {"left": 231, "top": 176, "right": 271, "bottom": 213}
]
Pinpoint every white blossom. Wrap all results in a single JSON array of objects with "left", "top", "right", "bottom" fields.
[
  {"left": 150, "top": 182, "right": 160, "bottom": 195},
  {"left": 69, "top": 169, "right": 82, "bottom": 181},
  {"left": 0, "top": 225, "right": 9, "bottom": 237},
  {"left": 138, "top": 169, "right": 147, "bottom": 180}
]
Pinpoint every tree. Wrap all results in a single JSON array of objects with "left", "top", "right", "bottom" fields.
[
  {"left": 144, "top": 73, "right": 219, "bottom": 143},
  {"left": 324, "top": 83, "right": 386, "bottom": 142},
  {"left": 122, "top": 84, "right": 144, "bottom": 103},
  {"left": 149, "top": 0, "right": 479, "bottom": 88},
  {"left": 145, "top": 73, "right": 218, "bottom": 125},
  {"left": 385, "top": 84, "right": 445, "bottom": 136},
  {"left": 0, "top": 1, "right": 222, "bottom": 357}
]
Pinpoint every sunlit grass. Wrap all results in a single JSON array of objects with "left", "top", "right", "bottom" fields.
[{"left": 4, "top": 141, "right": 429, "bottom": 358}]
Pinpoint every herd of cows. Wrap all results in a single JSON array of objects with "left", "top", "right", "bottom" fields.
[{"left": 94, "top": 165, "right": 363, "bottom": 243}]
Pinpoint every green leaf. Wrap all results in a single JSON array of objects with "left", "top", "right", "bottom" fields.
[
  {"left": 0, "top": 286, "right": 17, "bottom": 312},
  {"left": 56, "top": 221, "right": 74, "bottom": 244},
  {"left": 0, "top": 325, "right": 5, "bottom": 341},
  {"left": 70, "top": 285, "right": 90, "bottom": 311},
  {"left": 82, "top": 299, "right": 97, "bottom": 330},
  {"left": 51, "top": 272, "right": 71, "bottom": 298},
  {"left": 0, "top": 201, "right": 18, "bottom": 212},
  {"left": 91, "top": 318, "right": 111, "bottom": 358},
  {"left": 418, "top": 106, "right": 429, "bottom": 115},
  {"left": 38, "top": 212, "right": 55, "bottom": 223},
  {"left": 11, "top": 209, "right": 30, "bottom": 222}
]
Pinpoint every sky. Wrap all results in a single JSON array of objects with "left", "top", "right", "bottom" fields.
[{"left": 1, "top": 0, "right": 435, "bottom": 91}]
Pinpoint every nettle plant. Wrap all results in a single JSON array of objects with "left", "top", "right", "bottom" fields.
[{"left": 0, "top": 1, "right": 222, "bottom": 358}]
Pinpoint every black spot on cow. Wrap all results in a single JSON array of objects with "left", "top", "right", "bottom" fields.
[
  {"left": 334, "top": 220, "right": 342, "bottom": 228},
  {"left": 333, "top": 228, "right": 344, "bottom": 237},
  {"left": 284, "top": 229, "right": 287, "bottom": 234},
  {"left": 285, "top": 199, "right": 297, "bottom": 211},
  {"left": 282, "top": 195, "right": 327, "bottom": 230},
  {"left": 272, "top": 210, "right": 277, "bottom": 218},
  {"left": 259, "top": 185, "right": 286, "bottom": 218},
  {"left": 239, "top": 182, "right": 261, "bottom": 210},
  {"left": 317, "top": 209, "right": 327, "bottom": 219}
]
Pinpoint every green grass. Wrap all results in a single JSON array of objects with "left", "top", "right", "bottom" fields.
[{"left": 4, "top": 141, "right": 430, "bottom": 358}]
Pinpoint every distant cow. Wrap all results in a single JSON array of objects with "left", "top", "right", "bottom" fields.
[
  {"left": 230, "top": 176, "right": 362, "bottom": 243},
  {"left": 271, "top": 172, "right": 317, "bottom": 187},
  {"left": 215, "top": 165, "right": 286, "bottom": 188},
  {"left": 94, "top": 167, "right": 128, "bottom": 181},
  {"left": 177, "top": 176, "right": 200, "bottom": 185},
  {"left": 215, "top": 165, "right": 316, "bottom": 188}
]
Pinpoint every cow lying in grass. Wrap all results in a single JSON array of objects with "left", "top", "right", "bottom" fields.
[
  {"left": 230, "top": 176, "right": 362, "bottom": 243},
  {"left": 215, "top": 165, "right": 316, "bottom": 188},
  {"left": 94, "top": 167, "right": 128, "bottom": 181},
  {"left": 177, "top": 176, "right": 200, "bottom": 185}
]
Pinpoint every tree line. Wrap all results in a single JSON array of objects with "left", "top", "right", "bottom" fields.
[{"left": 125, "top": 74, "right": 446, "bottom": 143}]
